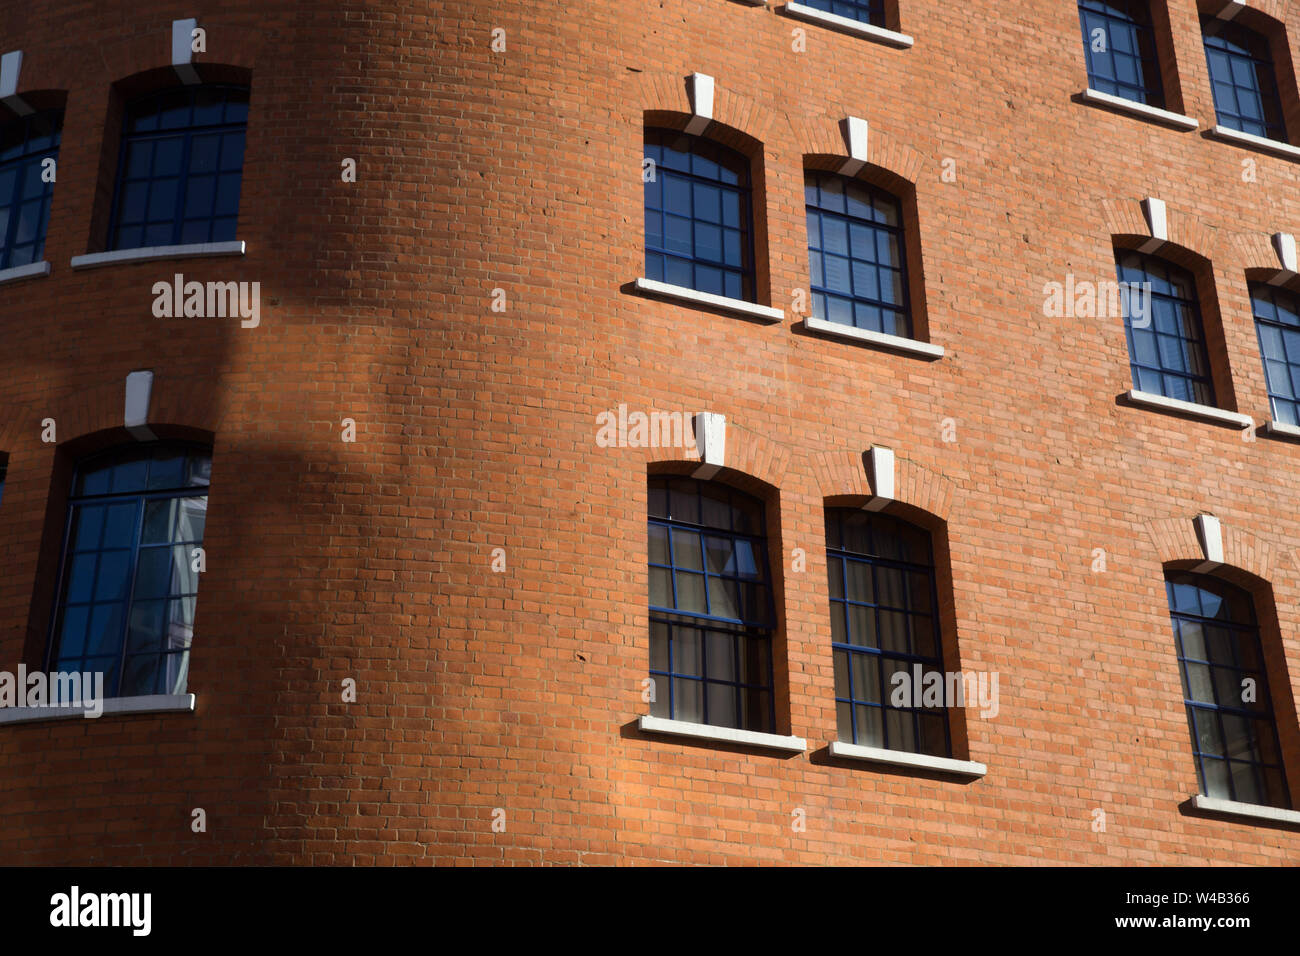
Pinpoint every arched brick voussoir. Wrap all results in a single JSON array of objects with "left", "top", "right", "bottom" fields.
[
  {"left": 1245, "top": 0, "right": 1291, "bottom": 27},
  {"left": 47, "top": 381, "right": 124, "bottom": 444},
  {"left": 1145, "top": 516, "right": 1277, "bottom": 583},
  {"left": 16, "top": 27, "right": 262, "bottom": 94},
  {"left": 791, "top": 111, "right": 926, "bottom": 185},
  {"left": 811, "top": 449, "right": 954, "bottom": 522},
  {"left": 0, "top": 375, "right": 225, "bottom": 456},
  {"left": 810, "top": 449, "right": 871, "bottom": 500},
  {"left": 1228, "top": 228, "right": 1290, "bottom": 274},
  {"left": 1101, "top": 198, "right": 1224, "bottom": 267},
  {"left": 98, "top": 32, "right": 261, "bottom": 87},
  {"left": 0, "top": 398, "right": 50, "bottom": 456},
  {"left": 639, "top": 419, "right": 790, "bottom": 491},
  {"left": 634, "top": 70, "right": 776, "bottom": 145},
  {"left": 894, "top": 456, "right": 955, "bottom": 523},
  {"left": 148, "top": 376, "right": 225, "bottom": 436}
]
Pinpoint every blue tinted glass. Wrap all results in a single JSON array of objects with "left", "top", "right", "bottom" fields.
[
  {"left": 50, "top": 446, "right": 212, "bottom": 698},
  {"left": 147, "top": 179, "right": 178, "bottom": 221},
  {"left": 1115, "top": 250, "right": 1214, "bottom": 406},
  {"left": 189, "top": 134, "right": 220, "bottom": 173},
  {"left": 219, "top": 132, "right": 245, "bottom": 171},
  {"left": 1078, "top": 0, "right": 1165, "bottom": 107},
  {"left": 110, "top": 86, "right": 248, "bottom": 250},
  {"left": 0, "top": 109, "right": 61, "bottom": 268},
  {"left": 804, "top": 0, "right": 885, "bottom": 25},
  {"left": 805, "top": 170, "right": 911, "bottom": 337},
  {"left": 214, "top": 174, "right": 241, "bottom": 217},
  {"left": 648, "top": 477, "right": 775, "bottom": 733},
  {"left": 1166, "top": 571, "right": 1288, "bottom": 810},
  {"left": 1203, "top": 17, "right": 1286, "bottom": 141},
  {"left": 151, "top": 137, "right": 184, "bottom": 176},
  {"left": 643, "top": 129, "right": 753, "bottom": 302},
  {"left": 118, "top": 182, "right": 148, "bottom": 224},
  {"left": 1253, "top": 284, "right": 1300, "bottom": 425}
]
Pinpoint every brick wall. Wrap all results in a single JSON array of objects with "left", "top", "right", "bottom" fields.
[{"left": 0, "top": 0, "right": 1297, "bottom": 864}]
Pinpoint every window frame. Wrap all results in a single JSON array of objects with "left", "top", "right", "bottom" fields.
[
  {"left": 45, "top": 442, "right": 212, "bottom": 699},
  {"left": 798, "top": 0, "right": 887, "bottom": 27},
  {"left": 1078, "top": 0, "right": 1166, "bottom": 108},
  {"left": 643, "top": 127, "right": 757, "bottom": 304},
  {"left": 647, "top": 476, "right": 778, "bottom": 733},
  {"left": 106, "top": 84, "right": 249, "bottom": 252},
  {"left": 0, "top": 107, "right": 61, "bottom": 270},
  {"left": 1201, "top": 14, "right": 1288, "bottom": 143},
  {"left": 1117, "top": 250, "right": 1217, "bottom": 407},
  {"left": 1166, "top": 570, "right": 1291, "bottom": 810},
  {"left": 1250, "top": 281, "right": 1300, "bottom": 427},
  {"left": 805, "top": 169, "right": 913, "bottom": 339},
  {"left": 826, "top": 507, "right": 952, "bottom": 758}
]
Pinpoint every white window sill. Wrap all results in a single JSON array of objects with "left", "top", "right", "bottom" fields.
[
  {"left": 1267, "top": 420, "right": 1300, "bottom": 440},
  {"left": 1190, "top": 794, "right": 1300, "bottom": 827},
  {"left": 1126, "top": 389, "right": 1252, "bottom": 429},
  {"left": 783, "top": 3, "right": 914, "bottom": 47},
  {"left": 634, "top": 277, "right": 784, "bottom": 323},
  {"left": 0, "top": 693, "right": 195, "bottom": 726},
  {"left": 804, "top": 315, "right": 943, "bottom": 359},
  {"left": 0, "top": 260, "right": 50, "bottom": 285},
  {"left": 1207, "top": 125, "right": 1300, "bottom": 161},
  {"left": 828, "top": 740, "right": 986, "bottom": 777},
  {"left": 1079, "top": 89, "right": 1198, "bottom": 131},
  {"left": 70, "top": 240, "right": 246, "bottom": 270},
  {"left": 638, "top": 715, "right": 807, "bottom": 752}
]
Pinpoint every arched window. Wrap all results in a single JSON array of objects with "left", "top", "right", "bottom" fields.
[
  {"left": 1166, "top": 571, "right": 1289, "bottom": 809},
  {"left": 47, "top": 443, "right": 212, "bottom": 699},
  {"left": 826, "top": 508, "right": 949, "bottom": 756},
  {"left": 647, "top": 476, "right": 775, "bottom": 732},
  {"left": 1202, "top": 16, "right": 1286, "bottom": 142},
  {"left": 1250, "top": 282, "right": 1300, "bottom": 427},
  {"left": 1116, "top": 250, "right": 1215, "bottom": 406},
  {"left": 805, "top": 170, "right": 911, "bottom": 338},
  {"left": 109, "top": 84, "right": 249, "bottom": 250},
  {"left": 799, "top": 0, "right": 885, "bottom": 27},
  {"left": 643, "top": 129, "right": 754, "bottom": 302},
  {"left": 1078, "top": 0, "right": 1165, "bottom": 107},
  {"left": 0, "top": 108, "right": 61, "bottom": 269}
]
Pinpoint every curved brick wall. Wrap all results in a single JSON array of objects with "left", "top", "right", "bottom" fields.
[{"left": 0, "top": 0, "right": 1299, "bottom": 864}]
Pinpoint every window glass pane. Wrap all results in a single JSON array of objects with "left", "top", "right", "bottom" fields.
[
  {"left": 706, "top": 683, "right": 737, "bottom": 728},
  {"left": 834, "top": 648, "right": 850, "bottom": 698},
  {"left": 855, "top": 704, "right": 883, "bottom": 747},
  {"left": 1201, "top": 757, "right": 1231, "bottom": 798},
  {"left": 58, "top": 606, "right": 89, "bottom": 659},
  {"left": 648, "top": 566, "right": 672, "bottom": 608},
  {"left": 673, "top": 679, "right": 703, "bottom": 723},
  {"left": 675, "top": 571, "right": 707, "bottom": 614},
  {"left": 672, "top": 628, "right": 702, "bottom": 677},
  {"left": 852, "top": 652, "right": 879, "bottom": 704},
  {"left": 886, "top": 707, "right": 915, "bottom": 751},
  {"left": 707, "top": 577, "right": 739, "bottom": 620}
]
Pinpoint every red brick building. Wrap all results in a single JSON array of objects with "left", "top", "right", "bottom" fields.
[{"left": 1, "top": 0, "right": 1299, "bottom": 865}]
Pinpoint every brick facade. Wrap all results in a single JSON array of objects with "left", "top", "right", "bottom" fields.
[{"left": 1, "top": 0, "right": 1298, "bottom": 864}]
